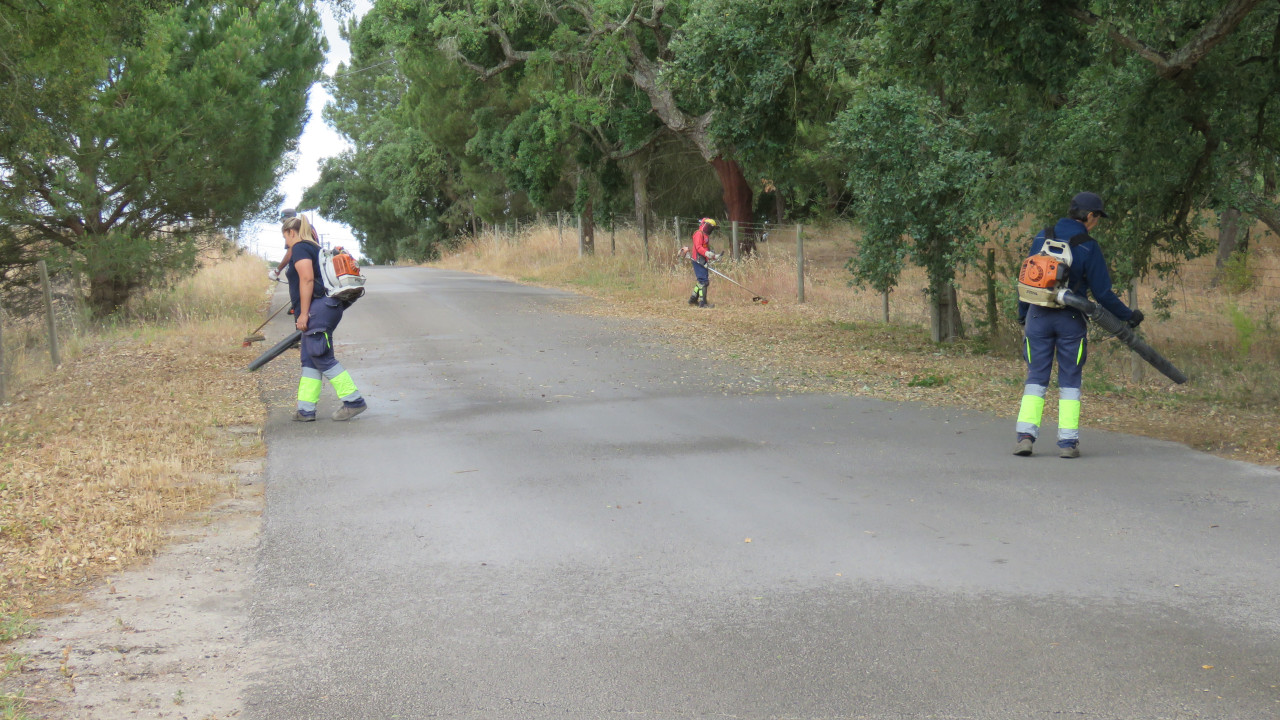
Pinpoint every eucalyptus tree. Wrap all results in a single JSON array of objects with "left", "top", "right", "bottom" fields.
[{"left": 0, "top": 0, "right": 326, "bottom": 314}]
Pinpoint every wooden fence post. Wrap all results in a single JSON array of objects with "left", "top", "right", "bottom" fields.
[
  {"left": 642, "top": 213, "right": 649, "bottom": 263},
  {"left": 39, "top": 259, "right": 60, "bottom": 367},
  {"left": 673, "top": 216, "right": 679, "bottom": 253},
  {"left": 882, "top": 290, "right": 890, "bottom": 323},
  {"left": 610, "top": 222, "right": 616, "bottom": 256},
  {"left": 577, "top": 214, "right": 584, "bottom": 258},
  {"left": 1129, "top": 286, "right": 1144, "bottom": 383},
  {"left": 796, "top": 224, "right": 806, "bottom": 303},
  {"left": 0, "top": 305, "right": 6, "bottom": 403},
  {"left": 985, "top": 248, "right": 998, "bottom": 335},
  {"left": 732, "top": 221, "right": 740, "bottom": 261},
  {"left": 558, "top": 211, "right": 563, "bottom": 248}
]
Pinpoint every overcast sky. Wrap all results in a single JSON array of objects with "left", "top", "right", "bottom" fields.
[{"left": 245, "top": 1, "right": 372, "bottom": 262}]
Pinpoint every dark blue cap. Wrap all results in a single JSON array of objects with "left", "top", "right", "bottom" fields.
[{"left": 1070, "top": 192, "right": 1109, "bottom": 218}]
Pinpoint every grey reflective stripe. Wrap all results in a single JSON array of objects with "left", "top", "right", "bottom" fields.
[
  {"left": 1058, "top": 427, "right": 1080, "bottom": 441},
  {"left": 302, "top": 368, "right": 322, "bottom": 380},
  {"left": 1015, "top": 421, "right": 1039, "bottom": 438},
  {"left": 1024, "top": 384, "right": 1048, "bottom": 398},
  {"left": 321, "top": 362, "right": 346, "bottom": 380},
  {"left": 1060, "top": 387, "right": 1082, "bottom": 401}
]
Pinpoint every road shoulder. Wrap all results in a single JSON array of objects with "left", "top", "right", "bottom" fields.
[{"left": 6, "top": 457, "right": 268, "bottom": 719}]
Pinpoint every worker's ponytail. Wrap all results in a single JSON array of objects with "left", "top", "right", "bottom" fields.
[{"left": 282, "top": 215, "right": 321, "bottom": 246}]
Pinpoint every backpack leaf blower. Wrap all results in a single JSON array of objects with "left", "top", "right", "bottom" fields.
[{"left": 1056, "top": 290, "right": 1187, "bottom": 384}]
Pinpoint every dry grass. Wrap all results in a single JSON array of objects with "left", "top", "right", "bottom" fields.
[
  {"left": 0, "top": 252, "right": 272, "bottom": 622},
  {"left": 437, "top": 222, "right": 1280, "bottom": 467}
]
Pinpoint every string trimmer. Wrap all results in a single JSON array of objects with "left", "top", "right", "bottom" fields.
[
  {"left": 676, "top": 247, "right": 769, "bottom": 304},
  {"left": 705, "top": 264, "right": 768, "bottom": 304},
  {"left": 243, "top": 300, "right": 291, "bottom": 346}
]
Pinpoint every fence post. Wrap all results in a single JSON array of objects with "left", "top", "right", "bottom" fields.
[
  {"left": 610, "top": 222, "right": 616, "bottom": 256},
  {"left": 39, "top": 259, "right": 60, "bottom": 367},
  {"left": 731, "top": 221, "right": 740, "bottom": 261},
  {"left": 882, "top": 290, "right": 890, "bottom": 323},
  {"left": 673, "top": 216, "right": 679, "bottom": 252},
  {"left": 0, "top": 305, "right": 6, "bottom": 404},
  {"left": 1129, "top": 286, "right": 1144, "bottom": 383},
  {"left": 577, "top": 214, "right": 584, "bottom": 258},
  {"left": 796, "top": 224, "right": 805, "bottom": 303},
  {"left": 558, "top": 211, "right": 564, "bottom": 248},
  {"left": 985, "top": 248, "right": 998, "bottom": 335},
  {"left": 642, "top": 213, "right": 649, "bottom": 264}
]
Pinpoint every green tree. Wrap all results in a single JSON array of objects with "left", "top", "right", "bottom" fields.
[
  {"left": 385, "top": 0, "right": 762, "bottom": 228},
  {"left": 833, "top": 85, "right": 997, "bottom": 341},
  {"left": 303, "top": 10, "right": 458, "bottom": 263},
  {"left": 0, "top": 0, "right": 325, "bottom": 314}
]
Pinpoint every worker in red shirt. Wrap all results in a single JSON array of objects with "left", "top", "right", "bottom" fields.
[{"left": 686, "top": 218, "right": 720, "bottom": 307}]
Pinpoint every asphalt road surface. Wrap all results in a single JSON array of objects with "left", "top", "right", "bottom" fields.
[{"left": 249, "top": 267, "right": 1280, "bottom": 720}]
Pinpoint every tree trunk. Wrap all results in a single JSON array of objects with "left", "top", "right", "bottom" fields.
[
  {"left": 710, "top": 157, "right": 755, "bottom": 254},
  {"left": 89, "top": 273, "right": 132, "bottom": 316},
  {"left": 774, "top": 187, "right": 786, "bottom": 225},
  {"left": 1215, "top": 207, "right": 1251, "bottom": 268},
  {"left": 929, "top": 281, "right": 965, "bottom": 343},
  {"left": 629, "top": 155, "right": 651, "bottom": 231}
]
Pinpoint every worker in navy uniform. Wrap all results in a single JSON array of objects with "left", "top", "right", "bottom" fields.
[
  {"left": 1013, "top": 192, "right": 1142, "bottom": 458},
  {"left": 283, "top": 214, "right": 368, "bottom": 422}
]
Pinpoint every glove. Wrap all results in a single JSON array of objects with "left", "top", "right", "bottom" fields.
[
  {"left": 267, "top": 269, "right": 280, "bottom": 282},
  {"left": 1127, "top": 309, "right": 1144, "bottom": 328}
]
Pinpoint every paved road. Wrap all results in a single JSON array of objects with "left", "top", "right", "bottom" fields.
[{"left": 249, "top": 267, "right": 1280, "bottom": 719}]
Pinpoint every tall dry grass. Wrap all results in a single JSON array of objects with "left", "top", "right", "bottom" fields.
[
  {"left": 437, "top": 219, "right": 1280, "bottom": 413},
  {"left": 0, "top": 252, "right": 272, "bottom": 401},
  {"left": 1, "top": 251, "right": 271, "bottom": 624}
]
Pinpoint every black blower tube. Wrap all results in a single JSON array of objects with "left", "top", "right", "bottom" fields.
[{"left": 1056, "top": 290, "right": 1188, "bottom": 384}]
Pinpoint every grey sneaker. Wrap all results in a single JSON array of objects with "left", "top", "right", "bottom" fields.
[
  {"left": 1013, "top": 437, "right": 1033, "bottom": 456},
  {"left": 293, "top": 410, "right": 316, "bottom": 422},
  {"left": 332, "top": 403, "right": 367, "bottom": 421},
  {"left": 1059, "top": 445, "right": 1080, "bottom": 459}
]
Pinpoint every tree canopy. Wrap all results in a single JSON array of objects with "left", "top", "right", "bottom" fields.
[
  {"left": 303, "top": 1, "right": 1280, "bottom": 337},
  {"left": 1, "top": 0, "right": 325, "bottom": 314}
]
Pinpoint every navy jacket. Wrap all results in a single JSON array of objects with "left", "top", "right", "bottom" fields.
[
  {"left": 1018, "top": 217, "right": 1132, "bottom": 323},
  {"left": 287, "top": 241, "right": 327, "bottom": 301}
]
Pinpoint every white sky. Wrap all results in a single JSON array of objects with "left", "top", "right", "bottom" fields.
[{"left": 244, "top": 1, "right": 373, "bottom": 262}]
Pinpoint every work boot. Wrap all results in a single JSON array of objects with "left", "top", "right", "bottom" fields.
[
  {"left": 1059, "top": 444, "right": 1080, "bottom": 459},
  {"left": 332, "top": 400, "right": 367, "bottom": 421},
  {"left": 688, "top": 293, "right": 699, "bottom": 305},
  {"left": 1012, "top": 436, "right": 1033, "bottom": 456},
  {"left": 293, "top": 410, "right": 316, "bottom": 422}
]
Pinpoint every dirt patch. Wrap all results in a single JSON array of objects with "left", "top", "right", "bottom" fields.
[{"left": 3, "top": 445, "right": 270, "bottom": 720}]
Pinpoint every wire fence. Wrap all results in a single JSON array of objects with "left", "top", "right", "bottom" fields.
[
  {"left": 4, "top": 213, "right": 1275, "bottom": 404},
  {"left": 467, "top": 211, "right": 1280, "bottom": 366}
]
